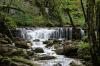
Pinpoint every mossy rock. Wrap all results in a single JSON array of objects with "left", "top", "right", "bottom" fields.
[
  {"left": 63, "top": 44, "right": 78, "bottom": 57},
  {"left": 0, "top": 39, "right": 9, "bottom": 44},
  {"left": 0, "top": 57, "right": 32, "bottom": 66},
  {"left": 70, "top": 61, "right": 82, "bottom": 66},
  {"left": 77, "top": 42, "right": 90, "bottom": 60},
  {"left": 55, "top": 48, "right": 63, "bottom": 55},
  {"left": 15, "top": 40, "right": 32, "bottom": 49},
  {"left": 37, "top": 56, "right": 56, "bottom": 60},
  {"left": 53, "top": 39, "right": 62, "bottom": 44},
  {"left": 0, "top": 44, "right": 15, "bottom": 56},
  {"left": 34, "top": 48, "right": 44, "bottom": 53},
  {"left": 11, "top": 48, "right": 28, "bottom": 57},
  {"left": 11, "top": 56, "right": 34, "bottom": 66},
  {"left": 0, "top": 33, "right": 12, "bottom": 44}
]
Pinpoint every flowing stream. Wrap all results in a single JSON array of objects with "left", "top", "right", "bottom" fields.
[{"left": 17, "top": 27, "right": 84, "bottom": 66}]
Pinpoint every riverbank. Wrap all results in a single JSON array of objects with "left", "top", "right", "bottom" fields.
[
  {"left": 0, "top": 32, "right": 84, "bottom": 66},
  {"left": 0, "top": 33, "right": 39, "bottom": 66},
  {"left": 0, "top": 31, "right": 90, "bottom": 66},
  {"left": 62, "top": 40, "right": 93, "bottom": 66},
  {"left": 43, "top": 38, "right": 93, "bottom": 66}
]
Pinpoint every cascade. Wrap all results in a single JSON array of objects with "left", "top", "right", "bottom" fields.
[
  {"left": 16, "top": 27, "right": 83, "bottom": 66},
  {"left": 17, "top": 27, "right": 76, "bottom": 40}
]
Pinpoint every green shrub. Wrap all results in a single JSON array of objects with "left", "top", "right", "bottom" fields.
[{"left": 77, "top": 42, "right": 91, "bottom": 61}]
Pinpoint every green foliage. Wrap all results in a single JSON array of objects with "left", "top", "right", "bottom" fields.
[
  {"left": 78, "top": 42, "right": 91, "bottom": 61},
  {"left": 79, "top": 42, "right": 90, "bottom": 49},
  {"left": 0, "top": 0, "right": 86, "bottom": 27},
  {"left": 5, "top": 15, "right": 17, "bottom": 28},
  {"left": 0, "top": 12, "right": 17, "bottom": 29},
  {"left": 64, "top": 0, "right": 86, "bottom": 26},
  {"left": 11, "top": 13, "right": 34, "bottom": 27}
]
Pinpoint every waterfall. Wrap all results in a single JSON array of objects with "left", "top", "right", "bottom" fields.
[
  {"left": 16, "top": 27, "right": 83, "bottom": 66},
  {"left": 17, "top": 27, "right": 77, "bottom": 41}
]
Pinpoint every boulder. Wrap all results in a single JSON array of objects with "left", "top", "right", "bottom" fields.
[
  {"left": 38, "top": 55, "right": 56, "bottom": 60},
  {"left": 55, "top": 48, "right": 63, "bottom": 55},
  {"left": 0, "top": 44, "right": 15, "bottom": 56},
  {"left": 0, "top": 33, "right": 12, "bottom": 44},
  {"left": 34, "top": 48, "right": 44, "bottom": 53},
  {"left": 70, "top": 61, "right": 83, "bottom": 66},
  {"left": 15, "top": 40, "right": 32, "bottom": 49},
  {"left": 53, "top": 63, "right": 62, "bottom": 66},
  {"left": 33, "top": 39, "right": 40, "bottom": 42}
]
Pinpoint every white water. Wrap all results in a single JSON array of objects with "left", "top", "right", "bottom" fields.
[{"left": 17, "top": 27, "right": 83, "bottom": 66}]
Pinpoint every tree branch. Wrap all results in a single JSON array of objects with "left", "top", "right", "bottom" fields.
[{"left": 0, "top": 6, "right": 25, "bottom": 13}]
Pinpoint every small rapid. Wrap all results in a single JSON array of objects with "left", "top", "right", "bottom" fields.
[{"left": 17, "top": 27, "right": 83, "bottom": 66}]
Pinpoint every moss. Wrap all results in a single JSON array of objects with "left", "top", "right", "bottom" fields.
[
  {"left": 63, "top": 45, "right": 78, "bottom": 57},
  {"left": 34, "top": 48, "right": 44, "bottom": 53},
  {"left": 11, "top": 56, "right": 34, "bottom": 66},
  {"left": 44, "top": 39, "right": 62, "bottom": 48},
  {"left": 0, "top": 56, "right": 35, "bottom": 66},
  {"left": 70, "top": 61, "right": 82, "bottom": 66},
  {"left": 15, "top": 39, "right": 32, "bottom": 49},
  {"left": 77, "top": 42, "right": 90, "bottom": 60},
  {"left": 11, "top": 48, "right": 28, "bottom": 58}
]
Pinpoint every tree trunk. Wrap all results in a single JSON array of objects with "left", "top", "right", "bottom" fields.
[
  {"left": 87, "top": 0, "right": 99, "bottom": 65},
  {"left": 66, "top": 8, "right": 75, "bottom": 28},
  {"left": 80, "top": 0, "right": 87, "bottom": 22},
  {"left": 96, "top": 1, "right": 100, "bottom": 55}
]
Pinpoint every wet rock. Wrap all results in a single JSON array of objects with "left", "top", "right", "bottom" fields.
[
  {"left": 63, "top": 44, "right": 78, "bottom": 57},
  {"left": 15, "top": 40, "right": 32, "bottom": 49},
  {"left": 38, "top": 55, "right": 56, "bottom": 60},
  {"left": 0, "top": 33, "right": 12, "bottom": 44},
  {"left": 0, "top": 39, "right": 9, "bottom": 44},
  {"left": 55, "top": 48, "right": 63, "bottom": 55},
  {"left": 62, "top": 41, "right": 81, "bottom": 57},
  {"left": 53, "top": 63, "right": 62, "bottom": 66},
  {"left": 34, "top": 48, "right": 44, "bottom": 53},
  {"left": 0, "top": 58, "right": 30, "bottom": 66},
  {"left": 33, "top": 39, "right": 40, "bottom": 42},
  {"left": 0, "top": 44, "right": 15, "bottom": 56},
  {"left": 53, "top": 39, "right": 62, "bottom": 44},
  {"left": 11, "top": 48, "right": 29, "bottom": 58},
  {"left": 70, "top": 61, "right": 83, "bottom": 66}
]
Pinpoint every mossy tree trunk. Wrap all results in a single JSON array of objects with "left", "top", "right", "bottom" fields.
[
  {"left": 96, "top": 1, "right": 100, "bottom": 55},
  {"left": 87, "top": 0, "right": 99, "bottom": 65}
]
